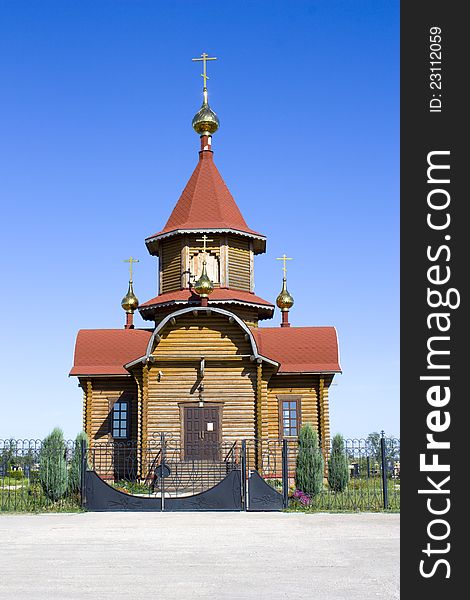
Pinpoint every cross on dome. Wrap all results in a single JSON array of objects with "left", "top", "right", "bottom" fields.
[
  {"left": 192, "top": 53, "right": 217, "bottom": 90},
  {"left": 276, "top": 254, "right": 293, "bottom": 279},
  {"left": 124, "top": 256, "right": 139, "bottom": 282}
]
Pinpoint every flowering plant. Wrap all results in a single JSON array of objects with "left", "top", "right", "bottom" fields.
[{"left": 292, "top": 489, "right": 311, "bottom": 506}]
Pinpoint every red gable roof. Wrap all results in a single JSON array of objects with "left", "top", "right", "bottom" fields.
[
  {"left": 70, "top": 324, "right": 340, "bottom": 377},
  {"left": 145, "top": 151, "right": 265, "bottom": 243},
  {"left": 250, "top": 326, "right": 341, "bottom": 374},
  {"left": 139, "top": 288, "right": 274, "bottom": 309},
  {"left": 70, "top": 329, "right": 152, "bottom": 376}
]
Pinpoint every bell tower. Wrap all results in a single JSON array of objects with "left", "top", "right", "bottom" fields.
[{"left": 139, "top": 53, "right": 274, "bottom": 326}]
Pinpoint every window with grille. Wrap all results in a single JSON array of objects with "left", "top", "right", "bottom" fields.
[
  {"left": 279, "top": 397, "right": 301, "bottom": 437},
  {"left": 112, "top": 401, "right": 129, "bottom": 439}
]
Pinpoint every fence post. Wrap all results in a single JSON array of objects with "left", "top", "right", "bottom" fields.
[
  {"left": 282, "top": 439, "right": 289, "bottom": 509},
  {"left": 160, "top": 432, "right": 165, "bottom": 512},
  {"left": 380, "top": 430, "right": 389, "bottom": 509},
  {"left": 80, "top": 438, "right": 87, "bottom": 508},
  {"left": 241, "top": 440, "right": 247, "bottom": 511}
]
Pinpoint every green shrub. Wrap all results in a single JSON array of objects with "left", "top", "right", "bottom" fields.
[
  {"left": 295, "top": 423, "right": 324, "bottom": 497},
  {"left": 39, "top": 428, "right": 68, "bottom": 502},
  {"left": 68, "top": 431, "right": 89, "bottom": 494},
  {"left": 6, "top": 469, "right": 24, "bottom": 480},
  {"left": 328, "top": 433, "right": 349, "bottom": 492}
]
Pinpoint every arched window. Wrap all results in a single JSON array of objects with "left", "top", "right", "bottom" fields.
[{"left": 190, "top": 252, "right": 219, "bottom": 284}]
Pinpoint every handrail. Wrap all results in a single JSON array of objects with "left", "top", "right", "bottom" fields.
[
  {"left": 144, "top": 449, "right": 162, "bottom": 486},
  {"left": 223, "top": 441, "right": 238, "bottom": 466}
]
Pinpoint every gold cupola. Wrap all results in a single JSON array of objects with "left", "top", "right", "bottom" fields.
[
  {"left": 192, "top": 53, "right": 219, "bottom": 137},
  {"left": 193, "top": 260, "right": 215, "bottom": 298},
  {"left": 121, "top": 280, "right": 139, "bottom": 313},
  {"left": 276, "top": 278, "right": 294, "bottom": 312},
  {"left": 276, "top": 255, "right": 294, "bottom": 327},
  {"left": 192, "top": 90, "right": 220, "bottom": 136},
  {"left": 121, "top": 257, "right": 139, "bottom": 329}
]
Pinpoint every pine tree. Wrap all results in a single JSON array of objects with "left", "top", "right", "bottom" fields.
[
  {"left": 39, "top": 428, "right": 68, "bottom": 501},
  {"left": 68, "top": 431, "right": 89, "bottom": 494},
  {"left": 295, "top": 423, "right": 324, "bottom": 497},
  {"left": 328, "top": 433, "right": 349, "bottom": 492}
]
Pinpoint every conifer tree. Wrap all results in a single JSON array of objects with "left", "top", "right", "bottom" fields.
[
  {"left": 68, "top": 431, "right": 89, "bottom": 494},
  {"left": 295, "top": 423, "right": 324, "bottom": 496},
  {"left": 328, "top": 433, "right": 349, "bottom": 492},
  {"left": 39, "top": 428, "right": 68, "bottom": 501}
]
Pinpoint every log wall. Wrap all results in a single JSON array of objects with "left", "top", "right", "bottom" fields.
[
  {"left": 82, "top": 378, "right": 138, "bottom": 445},
  {"left": 266, "top": 375, "right": 321, "bottom": 438},
  {"left": 147, "top": 314, "right": 257, "bottom": 443}
]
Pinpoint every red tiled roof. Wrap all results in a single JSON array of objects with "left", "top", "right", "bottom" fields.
[
  {"left": 70, "top": 324, "right": 340, "bottom": 377},
  {"left": 250, "top": 326, "right": 341, "bottom": 373},
  {"left": 70, "top": 329, "right": 152, "bottom": 376},
  {"left": 145, "top": 151, "right": 264, "bottom": 241},
  {"left": 139, "top": 288, "right": 275, "bottom": 309}
]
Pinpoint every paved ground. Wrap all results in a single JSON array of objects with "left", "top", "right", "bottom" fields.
[{"left": 0, "top": 512, "right": 399, "bottom": 600}]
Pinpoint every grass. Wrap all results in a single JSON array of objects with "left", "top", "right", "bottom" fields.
[
  {"left": 286, "top": 476, "right": 400, "bottom": 512},
  {"left": 111, "top": 480, "right": 153, "bottom": 495},
  {"left": 0, "top": 482, "right": 82, "bottom": 513}
]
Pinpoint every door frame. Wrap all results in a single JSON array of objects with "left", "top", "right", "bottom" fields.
[{"left": 179, "top": 402, "right": 224, "bottom": 460}]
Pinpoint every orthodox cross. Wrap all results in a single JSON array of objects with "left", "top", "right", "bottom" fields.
[
  {"left": 196, "top": 234, "right": 214, "bottom": 257},
  {"left": 124, "top": 256, "right": 139, "bottom": 281},
  {"left": 276, "top": 254, "right": 293, "bottom": 278},
  {"left": 192, "top": 53, "right": 217, "bottom": 89}
]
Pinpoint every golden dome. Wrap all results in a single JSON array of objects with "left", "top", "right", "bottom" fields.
[
  {"left": 192, "top": 90, "right": 219, "bottom": 136},
  {"left": 276, "top": 278, "right": 294, "bottom": 311},
  {"left": 121, "top": 281, "right": 139, "bottom": 313},
  {"left": 193, "top": 261, "right": 214, "bottom": 298}
]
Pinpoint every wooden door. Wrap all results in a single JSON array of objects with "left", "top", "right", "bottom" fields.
[{"left": 184, "top": 406, "right": 220, "bottom": 460}]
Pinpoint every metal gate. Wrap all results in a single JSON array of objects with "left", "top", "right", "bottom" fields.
[
  {"left": 81, "top": 436, "right": 288, "bottom": 512},
  {"left": 244, "top": 439, "right": 287, "bottom": 511}
]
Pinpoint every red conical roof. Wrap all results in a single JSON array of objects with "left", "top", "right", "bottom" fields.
[{"left": 145, "top": 150, "right": 266, "bottom": 251}]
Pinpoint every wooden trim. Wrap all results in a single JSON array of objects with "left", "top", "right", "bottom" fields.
[
  {"left": 182, "top": 236, "right": 190, "bottom": 288},
  {"left": 319, "top": 376, "right": 330, "bottom": 463},
  {"left": 249, "top": 241, "right": 254, "bottom": 292},
  {"left": 158, "top": 242, "right": 163, "bottom": 294},
  {"left": 277, "top": 394, "right": 302, "bottom": 439},
  {"left": 82, "top": 385, "right": 87, "bottom": 433},
  {"left": 133, "top": 370, "right": 143, "bottom": 478},
  {"left": 142, "top": 365, "right": 149, "bottom": 450},
  {"left": 85, "top": 379, "right": 93, "bottom": 446},
  {"left": 319, "top": 376, "right": 324, "bottom": 443},
  {"left": 221, "top": 235, "right": 229, "bottom": 287},
  {"left": 256, "top": 362, "right": 263, "bottom": 439}
]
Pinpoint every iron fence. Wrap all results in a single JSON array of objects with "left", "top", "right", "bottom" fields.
[
  {"left": 0, "top": 438, "right": 79, "bottom": 512},
  {"left": 244, "top": 433, "right": 400, "bottom": 510},
  {"left": 1, "top": 433, "right": 400, "bottom": 512}
]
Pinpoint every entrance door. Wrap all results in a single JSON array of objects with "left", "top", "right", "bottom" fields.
[{"left": 184, "top": 406, "right": 221, "bottom": 460}]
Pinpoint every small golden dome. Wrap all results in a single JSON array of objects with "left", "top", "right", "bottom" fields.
[
  {"left": 276, "top": 278, "right": 294, "bottom": 311},
  {"left": 193, "top": 261, "right": 214, "bottom": 298},
  {"left": 121, "top": 281, "right": 139, "bottom": 313},
  {"left": 192, "top": 91, "right": 220, "bottom": 136}
]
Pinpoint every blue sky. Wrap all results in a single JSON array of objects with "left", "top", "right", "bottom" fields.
[{"left": 0, "top": 0, "right": 399, "bottom": 440}]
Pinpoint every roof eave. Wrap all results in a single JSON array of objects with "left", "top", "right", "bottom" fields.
[
  {"left": 69, "top": 372, "right": 132, "bottom": 378},
  {"left": 145, "top": 228, "right": 267, "bottom": 255},
  {"left": 275, "top": 370, "right": 342, "bottom": 375}
]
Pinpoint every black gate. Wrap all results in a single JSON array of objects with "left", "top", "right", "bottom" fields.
[
  {"left": 81, "top": 436, "right": 288, "bottom": 512},
  {"left": 244, "top": 439, "right": 287, "bottom": 511},
  {"left": 81, "top": 436, "right": 244, "bottom": 512}
]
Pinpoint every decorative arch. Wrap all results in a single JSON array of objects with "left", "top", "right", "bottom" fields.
[{"left": 144, "top": 306, "right": 276, "bottom": 365}]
